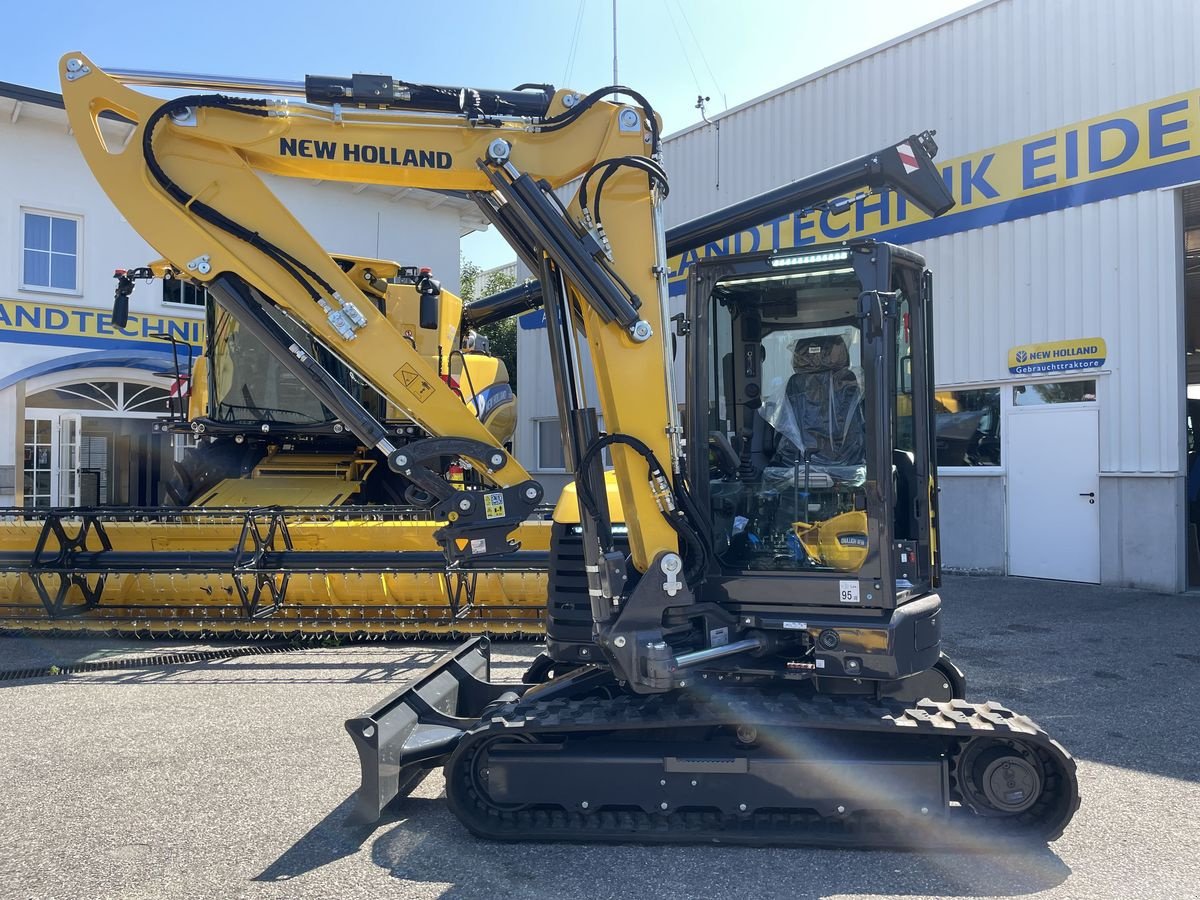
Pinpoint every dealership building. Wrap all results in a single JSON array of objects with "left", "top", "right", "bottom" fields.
[
  {"left": 0, "top": 82, "right": 483, "bottom": 511},
  {"left": 516, "top": 0, "right": 1200, "bottom": 592}
]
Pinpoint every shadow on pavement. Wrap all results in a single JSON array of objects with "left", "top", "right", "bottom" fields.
[
  {"left": 367, "top": 815, "right": 1071, "bottom": 900},
  {"left": 252, "top": 792, "right": 491, "bottom": 886},
  {"left": 0, "top": 654, "right": 445, "bottom": 688},
  {"left": 251, "top": 794, "right": 398, "bottom": 883},
  {"left": 0, "top": 637, "right": 531, "bottom": 689}
]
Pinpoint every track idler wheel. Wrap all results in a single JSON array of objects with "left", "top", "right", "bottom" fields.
[
  {"left": 452, "top": 733, "right": 538, "bottom": 816},
  {"left": 957, "top": 738, "right": 1046, "bottom": 817}
]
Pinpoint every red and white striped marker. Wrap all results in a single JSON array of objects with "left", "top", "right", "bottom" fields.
[
  {"left": 168, "top": 374, "right": 190, "bottom": 399},
  {"left": 896, "top": 142, "right": 920, "bottom": 174}
]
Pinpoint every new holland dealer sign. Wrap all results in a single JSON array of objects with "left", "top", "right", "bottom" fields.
[{"left": 1008, "top": 338, "right": 1107, "bottom": 375}]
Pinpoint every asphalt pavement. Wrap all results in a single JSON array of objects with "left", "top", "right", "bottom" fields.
[{"left": 1, "top": 575, "right": 1198, "bottom": 899}]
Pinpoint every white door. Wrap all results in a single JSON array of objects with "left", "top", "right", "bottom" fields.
[
  {"left": 57, "top": 414, "right": 82, "bottom": 506},
  {"left": 1006, "top": 407, "right": 1100, "bottom": 582}
]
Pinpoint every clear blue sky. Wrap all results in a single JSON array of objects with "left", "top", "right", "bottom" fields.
[{"left": 4, "top": 0, "right": 977, "bottom": 268}]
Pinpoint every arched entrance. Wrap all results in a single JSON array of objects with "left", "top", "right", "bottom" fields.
[{"left": 22, "top": 369, "right": 176, "bottom": 507}]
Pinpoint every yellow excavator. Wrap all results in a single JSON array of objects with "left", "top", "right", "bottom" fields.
[
  {"left": 8, "top": 61, "right": 954, "bottom": 641},
  {"left": 9, "top": 54, "right": 1079, "bottom": 847}
]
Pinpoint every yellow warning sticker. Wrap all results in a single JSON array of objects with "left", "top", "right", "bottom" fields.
[
  {"left": 396, "top": 363, "right": 436, "bottom": 403},
  {"left": 484, "top": 492, "right": 506, "bottom": 520}
]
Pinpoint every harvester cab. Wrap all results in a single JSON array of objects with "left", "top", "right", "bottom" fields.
[{"left": 100, "top": 249, "right": 520, "bottom": 510}]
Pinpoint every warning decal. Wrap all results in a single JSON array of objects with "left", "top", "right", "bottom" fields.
[
  {"left": 396, "top": 363, "right": 436, "bottom": 403},
  {"left": 896, "top": 142, "right": 920, "bottom": 174},
  {"left": 483, "top": 492, "right": 506, "bottom": 520}
]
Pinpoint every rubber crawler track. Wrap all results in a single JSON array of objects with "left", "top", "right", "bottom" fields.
[{"left": 444, "top": 690, "right": 1080, "bottom": 848}]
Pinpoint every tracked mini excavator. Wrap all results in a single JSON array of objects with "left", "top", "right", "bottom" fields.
[
  {"left": 30, "top": 54, "right": 1078, "bottom": 846},
  {"left": 5, "top": 61, "right": 957, "bottom": 643}
]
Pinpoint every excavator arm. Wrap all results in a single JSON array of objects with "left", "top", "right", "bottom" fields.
[
  {"left": 62, "top": 51, "right": 960, "bottom": 639},
  {"left": 60, "top": 52, "right": 677, "bottom": 566}
]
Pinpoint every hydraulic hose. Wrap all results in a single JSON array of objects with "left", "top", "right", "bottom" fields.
[
  {"left": 539, "top": 86, "right": 662, "bottom": 153},
  {"left": 142, "top": 95, "right": 339, "bottom": 307},
  {"left": 576, "top": 433, "right": 709, "bottom": 583},
  {"left": 579, "top": 156, "right": 669, "bottom": 219}
]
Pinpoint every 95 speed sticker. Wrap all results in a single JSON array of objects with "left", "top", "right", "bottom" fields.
[{"left": 838, "top": 580, "right": 860, "bottom": 603}]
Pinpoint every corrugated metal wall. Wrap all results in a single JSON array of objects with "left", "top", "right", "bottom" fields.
[{"left": 663, "top": 0, "right": 1197, "bottom": 474}]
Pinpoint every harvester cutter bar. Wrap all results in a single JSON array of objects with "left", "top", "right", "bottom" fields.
[{"left": 0, "top": 505, "right": 550, "bottom": 623}]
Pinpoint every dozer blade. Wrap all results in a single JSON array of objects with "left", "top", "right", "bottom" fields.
[{"left": 344, "top": 636, "right": 524, "bottom": 825}]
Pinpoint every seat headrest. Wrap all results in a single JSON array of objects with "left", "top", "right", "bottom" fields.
[{"left": 791, "top": 334, "right": 851, "bottom": 372}]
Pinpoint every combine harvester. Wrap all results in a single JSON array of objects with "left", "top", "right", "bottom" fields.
[{"left": 0, "top": 256, "right": 552, "bottom": 636}]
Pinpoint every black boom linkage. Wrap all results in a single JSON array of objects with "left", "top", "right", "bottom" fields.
[{"left": 460, "top": 132, "right": 955, "bottom": 328}]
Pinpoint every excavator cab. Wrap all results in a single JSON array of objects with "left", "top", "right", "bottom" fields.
[{"left": 691, "top": 241, "right": 937, "bottom": 596}]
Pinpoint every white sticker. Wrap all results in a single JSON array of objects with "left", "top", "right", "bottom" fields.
[
  {"left": 815, "top": 658, "right": 826, "bottom": 669},
  {"left": 709, "top": 627, "right": 729, "bottom": 647},
  {"left": 782, "top": 620, "right": 808, "bottom": 630},
  {"left": 838, "top": 580, "right": 860, "bottom": 603},
  {"left": 470, "top": 538, "right": 487, "bottom": 554}
]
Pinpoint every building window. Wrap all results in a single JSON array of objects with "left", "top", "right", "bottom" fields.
[
  {"left": 1013, "top": 380, "right": 1097, "bottom": 406},
  {"left": 536, "top": 418, "right": 565, "bottom": 471},
  {"left": 173, "top": 433, "right": 200, "bottom": 464},
  {"left": 934, "top": 389, "right": 1001, "bottom": 467},
  {"left": 163, "top": 279, "right": 208, "bottom": 307},
  {"left": 23, "top": 419, "right": 53, "bottom": 507},
  {"left": 21, "top": 210, "right": 80, "bottom": 293},
  {"left": 26, "top": 381, "right": 170, "bottom": 413},
  {"left": 534, "top": 418, "right": 614, "bottom": 471}
]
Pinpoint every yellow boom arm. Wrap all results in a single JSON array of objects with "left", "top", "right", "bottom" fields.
[{"left": 61, "top": 53, "right": 678, "bottom": 570}]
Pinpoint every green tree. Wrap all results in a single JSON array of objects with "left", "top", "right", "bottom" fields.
[
  {"left": 459, "top": 256, "right": 483, "bottom": 303},
  {"left": 459, "top": 254, "right": 519, "bottom": 383}
]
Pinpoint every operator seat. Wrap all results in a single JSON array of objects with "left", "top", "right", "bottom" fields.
[{"left": 768, "top": 334, "right": 865, "bottom": 480}]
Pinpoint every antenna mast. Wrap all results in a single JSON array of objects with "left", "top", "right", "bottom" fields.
[{"left": 612, "top": 0, "right": 618, "bottom": 99}]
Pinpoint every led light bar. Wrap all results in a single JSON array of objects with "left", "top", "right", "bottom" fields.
[{"left": 767, "top": 249, "right": 853, "bottom": 267}]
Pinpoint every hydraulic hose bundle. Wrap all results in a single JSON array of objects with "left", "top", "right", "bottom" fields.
[{"left": 142, "top": 95, "right": 369, "bottom": 341}]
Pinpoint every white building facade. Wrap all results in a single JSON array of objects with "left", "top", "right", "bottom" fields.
[
  {"left": 0, "top": 81, "right": 485, "bottom": 509},
  {"left": 517, "top": 0, "right": 1200, "bottom": 592}
]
